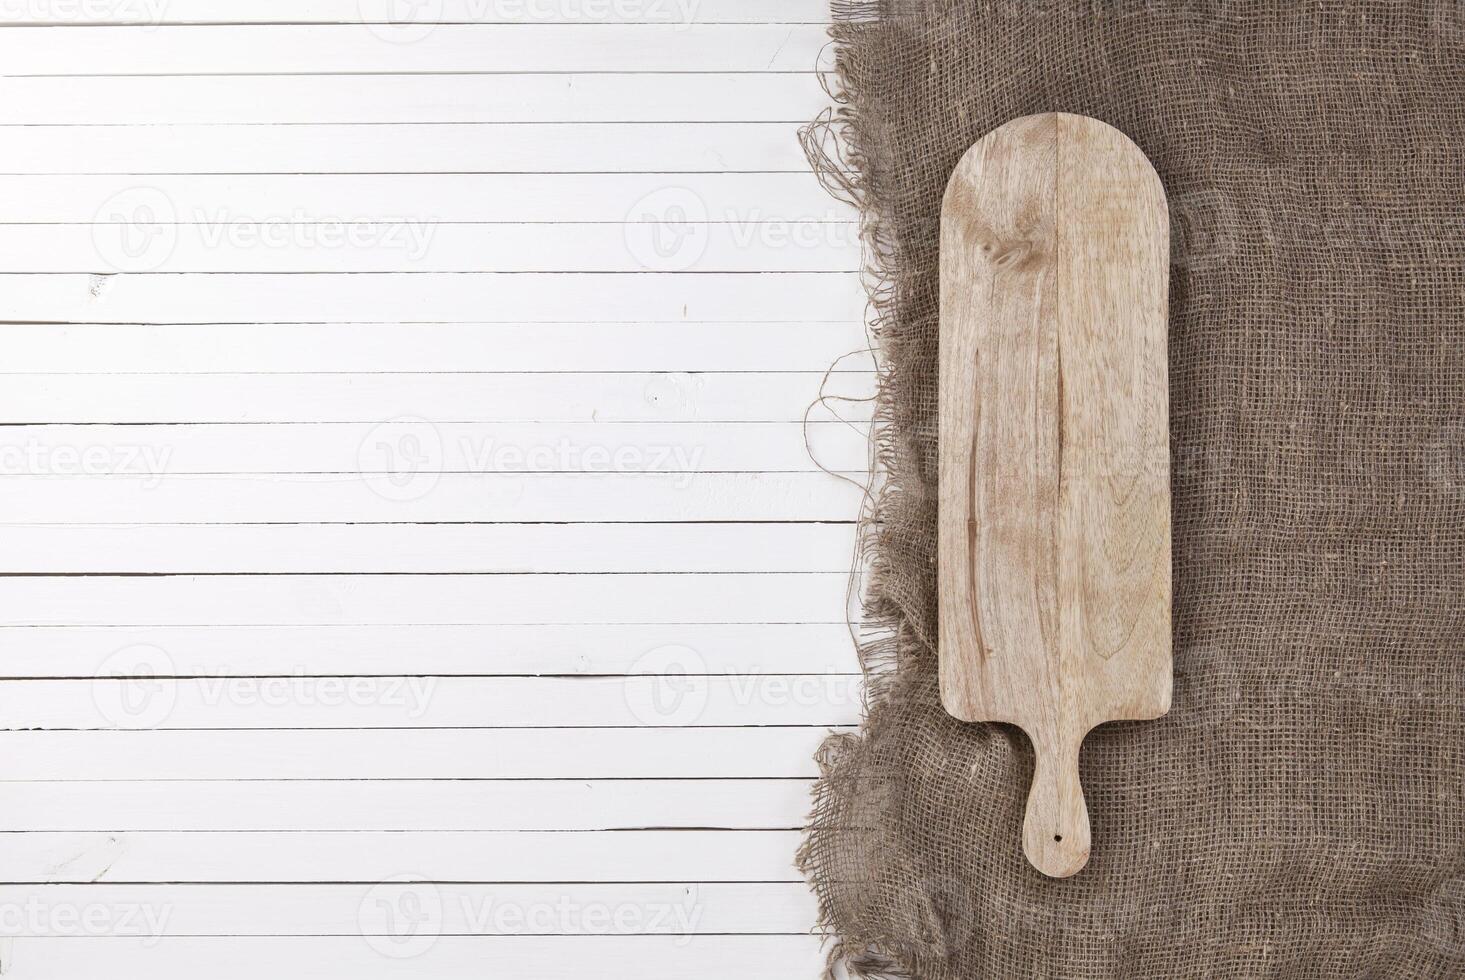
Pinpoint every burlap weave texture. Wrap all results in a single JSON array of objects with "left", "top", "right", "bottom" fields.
[{"left": 797, "top": 2, "right": 1465, "bottom": 977}]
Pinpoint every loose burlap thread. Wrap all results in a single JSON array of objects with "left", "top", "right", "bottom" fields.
[{"left": 796, "top": 2, "right": 1465, "bottom": 977}]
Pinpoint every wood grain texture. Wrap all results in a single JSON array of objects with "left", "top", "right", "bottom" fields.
[{"left": 938, "top": 113, "right": 1171, "bottom": 878}]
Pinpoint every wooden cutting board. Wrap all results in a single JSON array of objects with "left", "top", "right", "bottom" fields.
[{"left": 938, "top": 113, "right": 1172, "bottom": 878}]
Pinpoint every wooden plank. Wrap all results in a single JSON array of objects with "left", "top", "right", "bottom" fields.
[
  {"left": 0, "top": 830, "right": 807, "bottom": 883},
  {"left": 0, "top": 882, "right": 817, "bottom": 936},
  {"left": 0, "top": 523, "right": 862, "bottom": 573},
  {"left": 2, "top": 675, "right": 862, "bottom": 729},
  {"left": 938, "top": 113, "right": 1171, "bottom": 877},
  {"left": 0, "top": 572, "right": 854, "bottom": 626},
  {"left": 0, "top": 372, "right": 876, "bottom": 423},
  {"left": 0, "top": 0, "right": 831, "bottom": 25},
  {"left": 3, "top": 123, "right": 815, "bottom": 174},
  {"left": 0, "top": 173, "right": 854, "bottom": 223},
  {"left": 0, "top": 472, "right": 862, "bottom": 523},
  {"left": 0, "top": 728, "right": 845, "bottom": 779},
  {"left": 0, "top": 780, "right": 815, "bottom": 830},
  {"left": 0, "top": 12, "right": 853, "bottom": 970},
  {"left": 0, "top": 623, "right": 861, "bottom": 677},
  {"left": 0, "top": 220, "right": 860, "bottom": 274},
  {"left": 0, "top": 323, "right": 874, "bottom": 373},
  {"left": 0, "top": 74, "right": 833, "bottom": 124},
  {"left": 0, "top": 421, "right": 869, "bottom": 474},
  {"left": 0, "top": 25, "right": 828, "bottom": 75},
  {"left": 0, "top": 936, "right": 826, "bottom": 979},
  {"left": 0, "top": 273, "right": 864, "bottom": 324}
]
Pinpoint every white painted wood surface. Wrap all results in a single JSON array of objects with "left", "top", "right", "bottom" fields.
[
  {"left": 4, "top": 123, "right": 825, "bottom": 172},
  {"left": 0, "top": 221, "right": 860, "bottom": 272},
  {"left": 0, "top": 0, "right": 831, "bottom": 24},
  {"left": 0, "top": 729, "right": 844, "bottom": 778},
  {"left": 7, "top": 674, "right": 861, "bottom": 726},
  {"left": 0, "top": 371, "right": 875, "bottom": 423},
  {"left": 0, "top": 623, "right": 857, "bottom": 675},
  {"left": 0, "top": 322, "right": 871, "bottom": 371},
  {"left": 0, "top": 174, "right": 854, "bottom": 219},
  {"left": 0, "top": 830, "right": 809, "bottom": 882},
  {"left": 2, "top": 780, "right": 817, "bottom": 830},
  {"left": 0, "top": 420, "right": 869, "bottom": 472},
  {"left": 2, "top": 272, "right": 863, "bottom": 321},
  {"left": 0, "top": 4, "right": 862, "bottom": 976},
  {"left": 0, "top": 473, "right": 859, "bottom": 522},
  {"left": 0, "top": 74, "right": 833, "bottom": 123},
  {"left": 0, "top": 882, "right": 819, "bottom": 934},
  {"left": 0, "top": 25, "right": 830, "bottom": 74},
  {"left": 0, "top": 937, "right": 829, "bottom": 980}
]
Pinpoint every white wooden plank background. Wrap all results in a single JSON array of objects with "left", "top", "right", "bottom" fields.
[
  {"left": 2, "top": 780, "right": 817, "bottom": 830},
  {"left": 0, "top": 830, "right": 810, "bottom": 882},
  {"left": 0, "top": 2, "right": 865, "bottom": 977},
  {"left": 4, "top": 123, "right": 824, "bottom": 172},
  {"left": 0, "top": 729, "right": 843, "bottom": 778},
  {"left": 0, "top": 882, "right": 819, "bottom": 934},
  {"left": 0, "top": 322, "right": 872, "bottom": 371},
  {"left": 0, "top": 623, "right": 858, "bottom": 675},
  {"left": 0, "top": 371, "right": 875, "bottom": 422},
  {"left": 2, "top": 523, "right": 864, "bottom": 572},
  {"left": 0, "top": 174, "right": 854, "bottom": 219},
  {"left": 0, "top": 25, "right": 832, "bottom": 74},
  {"left": 0, "top": 74, "right": 833, "bottom": 123},
  {"left": 0, "top": 420, "right": 869, "bottom": 471},
  {"left": 0, "top": 937, "right": 829, "bottom": 980},
  {"left": 6, "top": 674, "right": 862, "bottom": 728},
  {"left": 0, "top": 0, "right": 831, "bottom": 24},
  {"left": 0, "top": 473, "right": 859, "bottom": 521}
]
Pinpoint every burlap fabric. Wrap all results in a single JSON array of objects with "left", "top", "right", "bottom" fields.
[{"left": 796, "top": 2, "right": 1465, "bottom": 976}]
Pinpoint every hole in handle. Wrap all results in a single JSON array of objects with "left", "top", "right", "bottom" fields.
[{"left": 1022, "top": 730, "right": 1092, "bottom": 877}]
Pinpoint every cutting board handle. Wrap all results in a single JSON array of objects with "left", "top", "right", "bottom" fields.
[{"left": 1021, "top": 728, "right": 1091, "bottom": 878}]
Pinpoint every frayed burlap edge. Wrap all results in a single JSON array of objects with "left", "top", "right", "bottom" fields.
[{"left": 795, "top": 4, "right": 942, "bottom": 978}]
